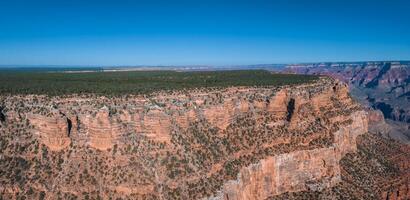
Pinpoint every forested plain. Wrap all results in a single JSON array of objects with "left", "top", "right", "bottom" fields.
[{"left": 0, "top": 70, "right": 319, "bottom": 96}]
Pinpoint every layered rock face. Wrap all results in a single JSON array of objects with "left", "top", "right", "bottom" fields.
[
  {"left": 212, "top": 111, "right": 367, "bottom": 200},
  {"left": 283, "top": 61, "right": 410, "bottom": 143},
  {"left": 28, "top": 112, "right": 71, "bottom": 151},
  {"left": 266, "top": 132, "right": 410, "bottom": 200},
  {"left": 81, "top": 107, "right": 124, "bottom": 150},
  {"left": 284, "top": 62, "right": 410, "bottom": 121},
  {"left": 220, "top": 148, "right": 340, "bottom": 200},
  {"left": 1, "top": 77, "right": 391, "bottom": 200},
  {"left": 142, "top": 108, "right": 172, "bottom": 142}
]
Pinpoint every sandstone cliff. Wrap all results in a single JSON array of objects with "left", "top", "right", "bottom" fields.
[
  {"left": 2, "top": 77, "right": 403, "bottom": 200},
  {"left": 283, "top": 61, "right": 410, "bottom": 144},
  {"left": 28, "top": 112, "right": 71, "bottom": 151},
  {"left": 209, "top": 104, "right": 368, "bottom": 200}
]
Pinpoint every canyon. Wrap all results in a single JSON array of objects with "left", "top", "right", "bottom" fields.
[
  {"left": 212, "top": 111, "right": 367, "bottom": 200},
  {"left": 0, "top": 75, "right": 409, "bottom": 199},
  {"left": 283, "top": 61, "right": 410, "bottom": 144}
]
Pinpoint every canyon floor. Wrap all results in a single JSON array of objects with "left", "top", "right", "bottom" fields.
[{"left": 0, "top": 70, "right": 409, "bottom": 200}]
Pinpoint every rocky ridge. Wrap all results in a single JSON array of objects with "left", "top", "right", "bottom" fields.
[
  {"left": 283, "top": 61, "right": 410, "bottom": 143},
  {"left": 0, "top": 77, "right": 388, "bottom": 199},
  {"left": 209, "top": 111, "right": 367, "bottom": 200}
]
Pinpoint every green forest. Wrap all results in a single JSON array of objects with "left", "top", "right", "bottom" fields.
[{"left": 0, "top": 70, "right": 319, "bottom": 96}]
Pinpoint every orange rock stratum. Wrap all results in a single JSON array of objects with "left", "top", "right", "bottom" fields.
[{"left": 0, "top": 77, "right": 408, "bottom": 200}]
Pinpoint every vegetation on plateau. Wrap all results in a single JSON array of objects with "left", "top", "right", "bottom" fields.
[{"left": 0, "top": 70, "right": 319, "bottom": 96}]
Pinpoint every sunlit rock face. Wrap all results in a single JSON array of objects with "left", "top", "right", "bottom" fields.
[
  {"left": 4, "top": 77, "right": 397, "bottom": 200},
  {"left": 174, "top": 109, "right": 197, "bottom": 130},
  {"left": 28, "top": 112, "right": 71, "bottom": 151},
  {"left": 142, "top": 108, "right": 172, "bottom": 143},
  {"left": 211, "top": 111, "right": 368, "bottom": 200},
  {"left": 81, "top": 107, "right": 123, "bottom": 150}
]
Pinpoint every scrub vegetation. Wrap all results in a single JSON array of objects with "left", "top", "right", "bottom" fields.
[{"left": 0, "top": 70, "right": 319, "bottom": 96}]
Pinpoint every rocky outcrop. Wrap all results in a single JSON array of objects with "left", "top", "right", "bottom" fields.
[
  {"left": 81, "top": 107, "right": 123, "bottom": 150},
  {"left": 265, "top": 133, "right": 410, "bottom": 200},
  {"left": 282, "top": 61, "right": 410, "bottom": 141},
  {"left": 3, "top": 77, "right": 388, "bottom": 200},
  {"left": 203, "top": 99, "right": 235, "bottom": 130},
  {"left": 212, "top": 111, "right": 368, "bottom": 200},
  {"left": 28, "top": 112, "right": 71, "bottom": 151},
  {"left": 367, "top": 109, "right": 410, "bottom": 144},
  {"left": 218, "top": 148, "right": 341, "bottom": 200},
  {"left": 143, "top": 108, "right": 172, "bottom": 142},
  {"left": 174, "top": 109, "right": 197, "bottom": 130}
]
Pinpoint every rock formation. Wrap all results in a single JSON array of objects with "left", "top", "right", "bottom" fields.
[
  {"left": 211, "top": 111, "right": 367, "bottom": 200},
  {"left": 81, "top": 107, "right": 124, "bottom": 150},
  {"left": 28, "top": 112, "right": 71, "bottom": 151},
  {"left": 1, "top": 77, "right": 407, "bottom": 200},
  {"left": 283, "top": 61, "right": 410, "bottom": 143},
  {"left": 142, "top": 108, "right": 172, "bottom": 142}
]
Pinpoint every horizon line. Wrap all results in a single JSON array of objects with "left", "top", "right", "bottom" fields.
[{"left": 1, "top": 60, "right": 410, "bottom": 68}]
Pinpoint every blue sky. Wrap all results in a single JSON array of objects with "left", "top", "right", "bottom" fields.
[{"left": 0, "top": 0, "right": 409, "bottom": 66}]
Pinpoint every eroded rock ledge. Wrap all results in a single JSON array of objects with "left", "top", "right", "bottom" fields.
[
  {"left": 0, "top": 77, "right": 371, "bottom": 199},
  {"left": 24, "top": 78, "right": 355, "bottom": 152},
  {"left": 28, "top": 112, "right": 71, "bottom": 151},
  {"left": 209, "top": 111, "right": 367, "bottom": 200}
]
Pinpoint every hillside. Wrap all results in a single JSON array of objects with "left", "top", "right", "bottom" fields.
[
  {"left": 283, "top": 61, "right": 410, "bottom": 144},
  {"left": 0, "top": 71, "right": 408, "bottom": 199}
]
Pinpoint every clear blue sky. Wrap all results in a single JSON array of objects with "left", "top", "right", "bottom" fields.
[{"left": 0, "top": 0, "right": 409, "bottom": 66}]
